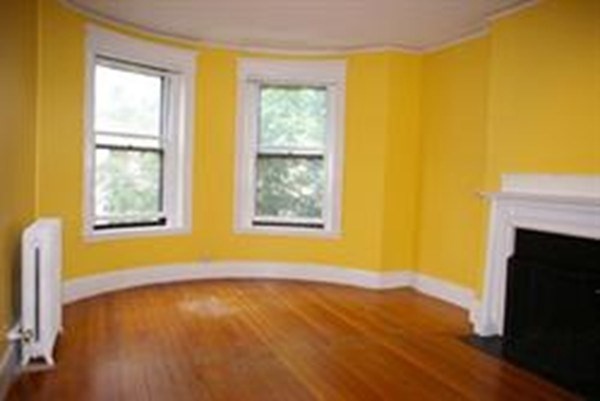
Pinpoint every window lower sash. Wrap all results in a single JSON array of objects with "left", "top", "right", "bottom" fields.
[{"left": 94, "top": 143, "right": 166, "bottom": 231}]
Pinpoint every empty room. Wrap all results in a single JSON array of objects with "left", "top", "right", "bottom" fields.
[{"left": 1, "top": 0, "right": 599, "bottom": 399}]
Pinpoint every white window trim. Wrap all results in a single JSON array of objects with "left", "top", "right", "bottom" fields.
[
  {"left": 83, "top": 25, "right": 197, "bottom": 241},
  {"left": 235, "top": 59, "right": 346, "bottom": 238}
]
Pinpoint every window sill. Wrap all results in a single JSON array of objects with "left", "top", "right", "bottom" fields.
[
  {"left": 234, "top": 224, "right": 341, "bottom": 239},
  {"left": 84, "top": 225, "right": 191, "bottom": 243}
]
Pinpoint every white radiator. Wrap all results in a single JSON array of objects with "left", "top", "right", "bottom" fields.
[{"left": 20, "top": 218, "right": 62, "bottom": 366}]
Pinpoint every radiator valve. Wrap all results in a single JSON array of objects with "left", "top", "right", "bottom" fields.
[
  {"left": 21, "top": 329, "right": 35, "bottom": 343},
  {"left": 6, "top": 325, "right": 35, "bottom": 343}
]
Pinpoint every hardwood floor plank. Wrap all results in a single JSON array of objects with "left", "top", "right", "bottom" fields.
[{"left": 7, "top": 280, "right": 581, "bottom": 401}]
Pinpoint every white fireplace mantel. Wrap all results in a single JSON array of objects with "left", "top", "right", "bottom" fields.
[{"left": 472, "top": 174, "right": 600, "bottom": 336}]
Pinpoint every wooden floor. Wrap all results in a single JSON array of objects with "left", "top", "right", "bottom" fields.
[{"left": 8, "top": 280, "right": 579, "bottom": 401}]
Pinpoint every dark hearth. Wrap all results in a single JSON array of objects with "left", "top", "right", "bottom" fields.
[{"left": 505, "top": 229, "right": 599, "bottom": 399}]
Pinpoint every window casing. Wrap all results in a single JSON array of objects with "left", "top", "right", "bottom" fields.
[
  {"left": 84, "top": 26, "right": 196, "bottom": 240},
  {"left": 236, "top": 60, "right": 346, "bottom": 236},
  {"left": 92, "top": 58, "right": 169, "bottom": 230}
]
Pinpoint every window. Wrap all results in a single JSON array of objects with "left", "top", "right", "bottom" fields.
[
  {"left": 92, "top": 59, "right": 167, "bottom": 229},
  {"left": 85, "top": 26, "right": 196, "bottom": 239},
  {"left": 236, "top": 60, "right": 346, "bottom": 236}
]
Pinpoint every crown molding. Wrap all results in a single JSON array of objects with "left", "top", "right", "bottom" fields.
[
  {"left": 200, "top": 41, "right": 423, "bottom": 56},
  {"left": 420, "top": 0, "right": 539, "bottom": 53},
  {"left": 57, "top": 0, "right": 199, "bottom": 48},
  {"left": 60, "top": 0, "right": 540, "bottom": 56},
  {"left": 59, "top": 0, "right": 421, "bottom": 55},
  {"left": 420, "top": 26, "right": 490, "bottom": 54},
  {"left": 486, "top": 0, "right": 540, "bottom": 22}
]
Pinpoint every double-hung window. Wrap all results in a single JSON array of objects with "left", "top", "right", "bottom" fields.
[
  {"left": 92, "top": 58, "right": 168, "bottom": 229},
  {"left": 236, "top": 60, "right": 346, "bottom": 236},
  {"left": 85, "top": 26, "right": 196, "bottom": 239}
]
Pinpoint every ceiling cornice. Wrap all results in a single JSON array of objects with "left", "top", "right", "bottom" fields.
[
  {"left": 421, "top": 26, "right": 490, "bottom": 54},
  {"left": 57, "top": 0, "right": 200, "bottom": 48},
  {"left": 487, "top": 0, "right": 540, "bottom": 22},
  {"left": 422, "top": 0, "right": 540, "bottom": 53},
  {"left": 59, "top": 0, "right": 540, "bottom": 56}
]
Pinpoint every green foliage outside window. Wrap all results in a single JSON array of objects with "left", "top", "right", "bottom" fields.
[
  {"left": 256, "top": 86, "right": 327, "bottom": 220},
  {"left": 259, "top": 86, "right": 326, "bottom": 149},
  {"left": 95, "top": 148, "right": 162, "bottom": 222}
]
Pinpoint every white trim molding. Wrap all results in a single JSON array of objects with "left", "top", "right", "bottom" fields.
[
  {"left": 474, "top": 174, "right": 600, "bottom": 336},
  {"left": 411, "top": 273, "right": 476, "bottom": 311},
  {"left": 62, "top": 261, "right": 475, "bottom": 313},
  {"left": 0, "top": 342, "right": 18, "bottom": 401},
  {"left": 83, "top": 25, "right": 197, "bottom": 241},
  {"left": 234, "top": 59, "right": 346, "bottom": 237},
  {"left": 486, "top": 0, "right": 539, "bottom": 22},
  {"left": 63, "top": 262, "right": 411, "bottom": 304},
  {"left": 423, "top": 26, "right": 489, "bottom": 54},
  {"left": 501, "top": 173, "right": 600, "bottom": 198}
]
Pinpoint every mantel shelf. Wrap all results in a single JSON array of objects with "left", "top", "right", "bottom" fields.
[{"left": 477, "top": 191, "right": 600, "bottom": 208}]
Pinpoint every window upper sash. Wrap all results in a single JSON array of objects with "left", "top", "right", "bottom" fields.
[{"left": 93, "top": 57, "right": 168, "bottom": 140}]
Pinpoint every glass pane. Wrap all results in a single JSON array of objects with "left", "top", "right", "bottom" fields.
[
  {"left": 255, "top": 156, "right": 324, "bottom": 219},
  {"left": 94, "top": 63, "right": 162, "bottom": 136},
  {"left": 94, "top": 147, "right": 162, "bottom": 224},
  {"left": 259, "top": 86, "right": 327, "bottom": 149}
]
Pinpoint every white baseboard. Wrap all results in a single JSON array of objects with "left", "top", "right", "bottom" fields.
[
  {"left": 63, "top": 262, "right": 415, "bottom": 304},
  {"left": 0, "top": 342, "right": 18, "bottom": 401},
  {"left": 378, "top": 270, "right": 414, "bottom": 289},
  {"left": 411, "top": 273, "right": 475, "bottom": 310},
  {"left": 63, "top": 261, "right": 474, "bottom": 314},
  {"left": 468, "top": 300, "right": 481, "bottom": 327}
]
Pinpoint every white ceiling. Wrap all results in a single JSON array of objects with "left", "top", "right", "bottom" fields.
[{"left": 65, "top": 0, "right": 532, "bottom": 52}]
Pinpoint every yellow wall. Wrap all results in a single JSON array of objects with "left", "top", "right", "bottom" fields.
[
  {"left": 200, "top": 51, "right": 387, "bottom": 269},
  {"left": 36, "top": 0, "right": 209, "bottom": 279},
  {"left": 11, "top": 0, "right": 599, "bottom": 298},
  {"left": 485, "top": 0, "right": 600, "bottom": 189},
  {"left": 417, "top": 38, "right": 490, "bottom": 289},
  {"left": 0, "top": 0, "right": 38, "bottom": 352},
  {"left": 36, "top": 0, "right": 423, "bottom": 279},
  {"left": 382, "top": 54, "right": 422, "bottom": 270},
  {"left": 416, "top": 0, "right": 600, "bottom": 291}
]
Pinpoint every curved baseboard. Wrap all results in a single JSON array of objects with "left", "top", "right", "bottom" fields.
[
  {"left": 62, "top": 261, "right": 475, "bottom": 313},
  {"left": 62, "top": 261, "right": 412, "bottom": 304}
]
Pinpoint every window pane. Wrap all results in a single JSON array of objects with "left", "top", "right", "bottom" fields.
[
  {"left": 259, "top": 86, "right": 327, "bottom": 149},
  {"left": 94, "top": 148, "right": 162, "bottom": 224},
  {"left": 255, "top": 156, "right": 324, "bottom": 219},
  {"left": 94, "top": 63, "right": 162, "bottom": 136}
]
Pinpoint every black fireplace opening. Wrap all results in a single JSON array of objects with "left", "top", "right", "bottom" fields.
[{"left": 503, "top": 228, "right": 600, "bottom": 399}]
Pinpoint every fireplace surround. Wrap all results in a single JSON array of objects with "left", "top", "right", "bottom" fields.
[
  {"left": 471, "top": 174, "right": 600, "bottom": 396},
  {"left": 473, "top": 174, "right": 600, "bottom": 337}
]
